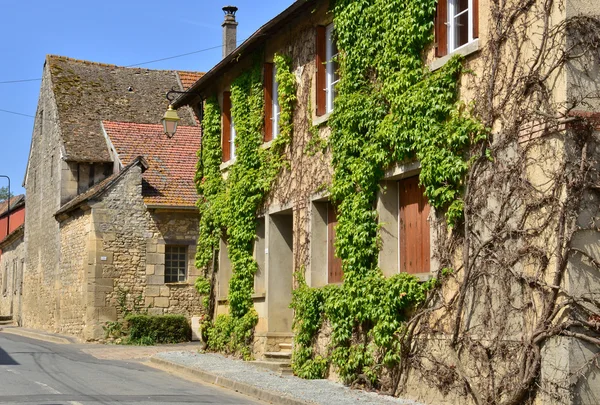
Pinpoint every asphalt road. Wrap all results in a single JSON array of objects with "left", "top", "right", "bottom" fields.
[{"left": 0, "top": 333, "right": 262, "bottom": 405}]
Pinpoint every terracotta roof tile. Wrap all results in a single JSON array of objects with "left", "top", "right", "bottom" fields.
[
  {"left": 178, "top": 71, "right": 204, "bottom": 90},
  {"left": 103, "top": 121, "right": 201, "bottom": 208},
  {"left": 46, "top": 55, "right": 200, "bottom": 162}
]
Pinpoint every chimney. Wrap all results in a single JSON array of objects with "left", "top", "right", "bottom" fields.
[{"left": 222, "top": 6, "right": 238, "bottom": 58}]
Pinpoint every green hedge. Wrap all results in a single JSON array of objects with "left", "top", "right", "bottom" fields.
[{"left": 125, "top": 314, "right": 191, "bottom": 345}]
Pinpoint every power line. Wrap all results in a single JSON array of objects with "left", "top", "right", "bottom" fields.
[
  {"left": 0, "top": 43, "right": 225, "bottom": 85},
  {"left": 0, "top": 109, "right": 35, "bottom": 118}
]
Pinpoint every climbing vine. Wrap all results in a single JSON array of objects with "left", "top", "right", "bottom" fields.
[
  {"left": 291, "top": 0, "right": 485, "bottom": 385},
  {"left": 194, "top": 54, "right": 297, "bottom": 358}
]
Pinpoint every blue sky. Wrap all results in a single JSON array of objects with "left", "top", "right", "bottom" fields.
[{"left": 0, "top": 0, "right": 294, "bottom": 195}]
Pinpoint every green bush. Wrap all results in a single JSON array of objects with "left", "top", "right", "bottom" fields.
[{"left": 125, "top": 314, "right": 191, "bottom": 345}]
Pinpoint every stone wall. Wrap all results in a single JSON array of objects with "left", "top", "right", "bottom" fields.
[
  {"left": 74, "top": 163, "right": 203, "bottom": 340},
  {"left": 57, "top": 211, "right": 89, "bottom": 336},
  {"left": 0, "top": 230, "right": 25, "bottom": 323},
  {"left": 22, "top": 60, "right": 65, "bottom": 332}
]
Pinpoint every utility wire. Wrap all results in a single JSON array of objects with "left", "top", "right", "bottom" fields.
[
  {"left": 0, "top": 43, "right": 225, "bottom": 85},
  {"left": 0, "top": 109, "right": 35, "bottom": 118}
]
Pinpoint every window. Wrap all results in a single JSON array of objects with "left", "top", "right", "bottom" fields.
[
  {"left": 435, "top": 0, "right": 479, "bottom": 57},
  {"left": 398, "top": 176, "right": 431, "bottom": 274},
  {"left": 222, "top": 91, "right": 236, "bottom": 162},
  {"left": 316, "top": 23, "right": 339, "bottom": 116},
  {"left": 327, "top": 202, "right": 343, "bottom": 283},
  {"left": 264, "top": 63, "right": 280, "bottom": 142},
  {"left": 165, "top": 245, "right": 187, "bottom": 283}
]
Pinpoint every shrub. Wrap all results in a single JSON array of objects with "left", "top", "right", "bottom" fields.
[{"left": 125, "top": 314, "right": 191, "bottom": 345}]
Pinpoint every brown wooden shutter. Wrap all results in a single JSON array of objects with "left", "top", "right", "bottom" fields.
[
  {"left": 222, "top": 91, "right": 231, "bottom": 162},
  {"left": 316, "top": 26, "right": 327, "bottom": 117},
  {"left": 327, "top": 202, "right": 343, "bottom": 283},
  {"left": 435, "top": 0, "right": 448, "bottom": 58},
  {"left": 473, "top": 0, "right": 479, "bottom": 39},
  {"left": 264, "top": 63, "right": 274, "bottom": 142},
  {"left": 399, "top": 177, "right": 431, "bottom": 274}
]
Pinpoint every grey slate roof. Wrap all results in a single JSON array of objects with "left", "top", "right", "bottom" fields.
[{"left": 47, "top": 55, "right": 199, "bottom": 162}]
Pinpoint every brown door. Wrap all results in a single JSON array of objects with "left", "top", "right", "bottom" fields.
[
  {"left": 399, "top": 176, "right": 431, "bottom": 274},
  {"left": 327, "top": 202, "right": 343, "bottom": 283}
]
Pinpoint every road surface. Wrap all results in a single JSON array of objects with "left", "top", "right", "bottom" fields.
[{"left": 0, "top": 332, "right": 262, "bottom": 404}]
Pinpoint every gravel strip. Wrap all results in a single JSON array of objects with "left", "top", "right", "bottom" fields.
[{"left": 155, "top": 351, "right": 424, "bottom": 405}]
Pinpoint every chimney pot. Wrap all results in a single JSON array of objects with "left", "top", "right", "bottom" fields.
[{"left": 222, "top": 5, "right": 238, "bottom": 58}]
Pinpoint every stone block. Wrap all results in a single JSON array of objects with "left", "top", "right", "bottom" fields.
[
  {"left": 148, "top": 307, "right": 164, "bottom": 316},
  {"left": 146, "top": 242, "right": 157, "bottom": 253},
  {"left": 145, "top": 296, "right": 154, "bottom": 307},
  {"left": 146, "top": 264, "right": 155, "bottom": 275},
  {"left": 146, "top": 285, "right": 160, "bottom": 297},
  {"left": 103, "top": 232, "right": 116, "bottom": 242},
  {"left": 157, "top": 244, "right": 165, "bottom": 254},
  {"left": 97, "top": 252, "right": 113, "bottom": 265},
  {"left": 85, "top": 291, "right": 106, "bottom": 307},
  {"left": 146, "top": 275, "right": 164, "bottom": 285},
  {"left": 160, "top": 286, "right": 170, "bottom": 297},
  {"left": 169, "top": 300, "right": 179, "bottom": 306},
  {"left": 153, "top": 297, "right": 169, "bottom": 308},
  {"left": 147, "top": 253, "right": 164, "bottom": 265},
  {"left": 97, "top": 307, "right": 117, "bottom": 322},
  {"left": 154, "top": 264, "right": 165, "bottom": 276}
]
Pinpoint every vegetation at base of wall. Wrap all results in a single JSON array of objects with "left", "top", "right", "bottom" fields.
[
  {"left": 125, "top": 314, "right": 191, "bottom": 345},
  {"left": 103, "top": 286, "right": 148, "bottom": 341},
  {"left": 194, "top": 54, "right": 297, "bottom": 357},
  {"left": 291, "top": 0, "right": 485, "bottom": 384}
]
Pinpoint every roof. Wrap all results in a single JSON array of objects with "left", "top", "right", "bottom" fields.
[
  {"left": 178, "top": 71, "right": 204, "bottom": 90},
  {"left": 0, "top": 195, "right": 25, "bottom": 218},
  {"left": 173, "top": 0, "right": 314, "bottom": 108},
  {"left": 46, "top": 55, "right": 201, "bottom": 162},
  {"left": 0, "top": 224, "right": 24, "bottom": 249},
  {"left": 55, "top": 156, "right": 148, "bottom": 217},
  {"left": 103, "top": 121, "right": 201, "bottom": 208}
]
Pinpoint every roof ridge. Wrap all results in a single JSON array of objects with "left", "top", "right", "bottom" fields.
[{"left": 46, "top": 54, "right": 185, "bottom": 73}]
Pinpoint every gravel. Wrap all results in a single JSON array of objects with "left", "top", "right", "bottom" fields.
[{"left": 155, "top": 351, "right": 424, "bottom": 405}]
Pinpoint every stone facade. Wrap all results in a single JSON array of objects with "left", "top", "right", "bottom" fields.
[
  {"left": 58, "top": 162, "right": 203, "bottom": 340},
  {"left": 0, "top": 227, "right": 25, "bottom": 324}
]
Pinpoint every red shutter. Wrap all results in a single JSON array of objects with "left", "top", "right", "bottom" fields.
[
  {"left": 222, "top": 91, "right": 231, "bottom": 162},
  {"left": 399, "top": 177, "right": 431, "bottom": 274},
  {"left": 435, "top": 0, "right": 448, "bottom": 58},
  {"left": 264, "top": 63, "right": 274, "bottom": 142},
  {"left": 327, "top": 202, "right": 343, "bottom": 283},
  {"left": 316, "top": 26, "right": 327, "bottom": 117},
  {"left": 473, "top": 0, "right": 479, "bottom": 39}
]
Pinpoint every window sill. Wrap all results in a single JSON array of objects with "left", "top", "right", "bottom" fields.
[
  {"left": 261, "top": 139, "right": 275, "bottom": 150},
  {"left": 165, "top": 282, "right": 190, "bottom": 287},
  {"left": 429, "top": 39, "right": 480, "bottom": 72},
  {"left": 220, "top": 158, "right": 236, "bottom": 171},
  {"left": 312, "top": 111, "right": 332, "bottom": 127}
]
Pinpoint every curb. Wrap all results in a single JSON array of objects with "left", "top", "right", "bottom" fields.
[
  {"left": 0, "top": 327, "right": 74, "bottom": 345},
  {"left": 150, "top": 356, "right": 311, "bottom": 405}
]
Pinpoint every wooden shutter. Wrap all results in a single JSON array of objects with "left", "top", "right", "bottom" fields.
[
  {"left": 399, "top": 177, "right": 431, "bottom": 274},
  {"left": 264, "top": 63, "right": 274, "bottom": 142},
  {"left": 473, "top": 0, "right": 479, "bottom": 39},
  {"left": 327, "top": 202, "right": 343, "bottom": 283},
  {"left": 316, "top": 26, "right": 327, "bottom": 117},
  {"left": 435, "top": 0, "right": 448, "bottom": 58},
  {"left": 222, "top": 91, "right": 231, "bottom": 162}
]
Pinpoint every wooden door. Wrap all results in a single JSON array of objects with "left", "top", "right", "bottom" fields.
[{"left": 399, "top": 176, "right": 431, "bottom": 274}]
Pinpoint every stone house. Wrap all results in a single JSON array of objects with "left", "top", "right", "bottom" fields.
[
  {"left": 22, "top": 55, "right": 203, "bottom": 340},
  {"left": 0, "top": 195, "right": 26, "bottom": 324},
  {"left": 174, "top": 1, "right": 599, "bottom": 404}
]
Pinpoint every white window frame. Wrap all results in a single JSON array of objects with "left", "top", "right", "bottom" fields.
[
  {"left": 447, "top": 0, "right": 475, "bottom": 53},
  {"left": 230, "top": 115, "right": 236, "bottom": 160},
  {"left": 271, "top": 65, "right": 280, "bottom": 139},
  {"left": 325, "top": 23, "right": 339, "bottom": 114}
]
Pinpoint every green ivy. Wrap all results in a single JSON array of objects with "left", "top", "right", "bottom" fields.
[
  {"left": 290, "top": 0, "right": 485, "bottom": 384},
  {"left": 195, "top": 54, "right": 297, "bottom": 357}
]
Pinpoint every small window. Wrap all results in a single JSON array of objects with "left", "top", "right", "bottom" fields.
[
  {"left": 165, "top": 245, "right": 187, "bottom": 283},
  {"left": 222, "top": 91, "right": 236, "bottom": 162},
  {"left": 325, "top": 23, "right": 339, "bottom": 114},
  {"left": 435, "top": 0, "right": 479, "bottom": 57},
  {"left": 272, "top": 65, "right": 280, "bottom": 139}
]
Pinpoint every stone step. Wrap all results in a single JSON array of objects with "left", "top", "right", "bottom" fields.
[
  {"left": 250, "top": 360, "right": 293, "bottom": 376},
  {"left": 279, "top": 343, "right": 292, "bottom": 351},
  {"left": 264, "top": 351, "right": 292, "bottom": 360}
]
